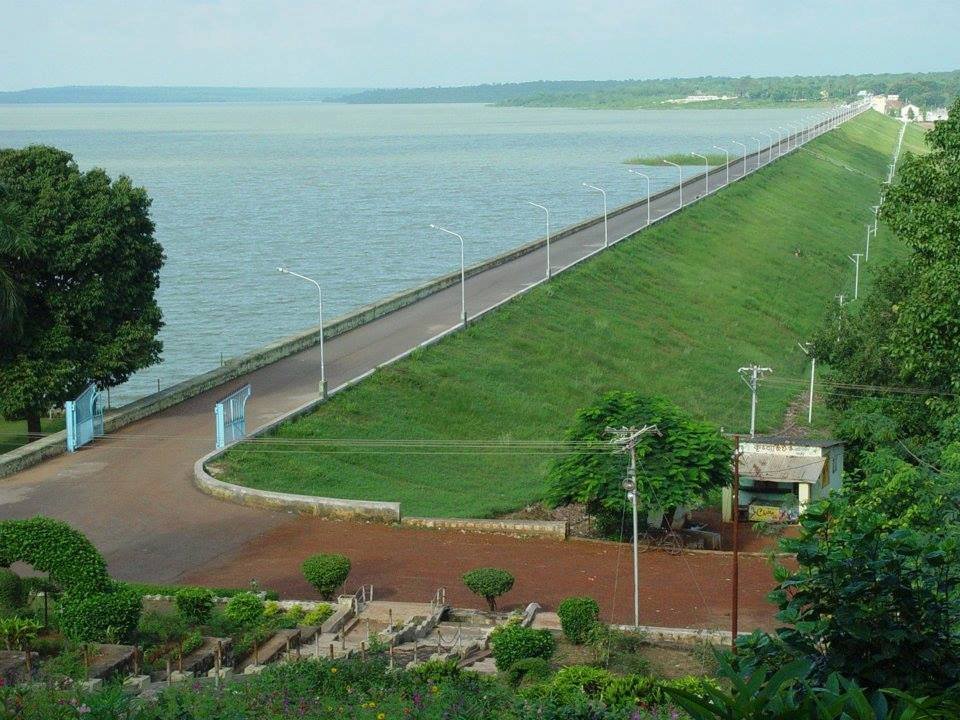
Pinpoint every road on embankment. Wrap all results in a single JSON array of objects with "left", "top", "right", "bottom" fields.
[{"left": 0, "top": 119, "right": 829, "bottom": 624}]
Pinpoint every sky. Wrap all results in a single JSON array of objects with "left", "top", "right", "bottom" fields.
[{"left": 1, "top": 0, "right": 959, "bottom": 91}]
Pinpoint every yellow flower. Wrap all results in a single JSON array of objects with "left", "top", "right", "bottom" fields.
[
  {"left": 330, "top": 667, "right": 338, "bottom": 674},
  {"left": 377, "top": 714, "right": 386, "bottom": 720},
  {"left": 430, "top": 686, "right": 439, "bottom": 694}
]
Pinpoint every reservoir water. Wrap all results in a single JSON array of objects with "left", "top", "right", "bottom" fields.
[{"left": 0, "top": 102, "right": 811, "bottom": 403}]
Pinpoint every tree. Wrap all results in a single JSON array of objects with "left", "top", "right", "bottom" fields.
[
  {"left": 0, "top": 188, "right": 32, "bottom": 338},
  {"left": 0, "top": 146, "right": 164, "bottom": 433},
  {"left": 547, "top": 391, "right": 731, "bottom": 535},
  {"left": 738, "top": 449, "right": 960, "bottom": 692}
]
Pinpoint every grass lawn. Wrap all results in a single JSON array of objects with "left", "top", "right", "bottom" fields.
[
  {"left": 219, "top": 112, "right": 924, "bottom": 518},
  {"left": 0, "top": 416, "right": 65, "bottom": 454}
]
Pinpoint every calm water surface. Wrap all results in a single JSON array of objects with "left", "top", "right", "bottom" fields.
[{"left": 0, "top": 103, "right": 810, "bottom": 403}]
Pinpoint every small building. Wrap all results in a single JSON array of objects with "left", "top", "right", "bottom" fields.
[
  {"left": 925, "top": 107, "right": 949, "bottom": 122},
  {"left": 721, "top": 436, "right": 844, "bottom": 523},
  {"left": 901, "top": 103, "right": 922, "bottom": 121}
]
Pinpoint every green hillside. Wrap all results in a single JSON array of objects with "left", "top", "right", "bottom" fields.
[{"left": 219, "top": 113, "right": 926, "bottom": 518}]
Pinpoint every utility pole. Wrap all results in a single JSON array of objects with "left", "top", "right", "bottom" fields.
[
  {"left": 835, "top": 293, "right": 846, "bottom": 307},
  {"left": 731, "top": 434, "right": 741, "bottom": 653},
  {"left": 865, "top": 224, "right": 872, "bottom": 262},
  {"left": 797, "top": 342, "right": 816, "bottom": 424},
  {"left": 738, "top": 365, "right": 773, "bottom": 437},
  {"left": 607, "top": 424, "right": 662, "bottom": 629},
  {"left": 849, "top": 252, "right": 863, "bottom": 300}
]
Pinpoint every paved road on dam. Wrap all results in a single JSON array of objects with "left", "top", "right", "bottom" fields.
[{"left": 0, "top": 118, "right": 833, "bottom": 617}]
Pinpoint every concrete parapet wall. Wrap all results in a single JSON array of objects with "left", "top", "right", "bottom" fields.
[
  {"left": 402, "top": 516, "right": 568, "bottom": 539},
  {"left": 192, "top": 455, "right": 401, "bottom": 523}
]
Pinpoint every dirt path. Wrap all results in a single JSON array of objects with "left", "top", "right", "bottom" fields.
[{"left": 183, "top": 517, "right": 783, "bottom": 632}]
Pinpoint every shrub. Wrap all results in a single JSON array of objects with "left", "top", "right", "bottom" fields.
[
  {"left": 58, "top": 584, "right": 142, "bottom": 642},
  {"left": 224, "top": 592, "right": 264, "bottom": 628},
  {"left": 410, "top": 658, "right": 461, "bottom": 682},
  {"left": 285, "top": 604, "right": 305, "bottom": 623},
  {"left": 601, "top": 674, "right": 661, "bottom": 709},
  {"left": 556, "top": 596, "right": 600, "bottom": 644},
  {"left": 301, "top": 554, "right": 351, "bottom": 600},
  {"left": 506, "top": 656, "right": 552, "bottom": 686},
  {"left": 175, "top": 587, "right": 215, "bottom": 625},
  {"left": 303, "top": 603, "right": 334, "bottom": 626},
  {"left": 489, "top": 624, "right": 555, "bottom": 671},
  {"left": 0, "top": 569, "right": 25, "bottom": 610},
  {"left": 541, "top": 665, "right": 614, "bottom": 704},
  {"left": 462, "top": 567, "right": 515, "bottom": 611}
]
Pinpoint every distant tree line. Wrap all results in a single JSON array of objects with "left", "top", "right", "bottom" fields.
[{"left": 332, "top": 70, "right": 960, "bottom": 110}]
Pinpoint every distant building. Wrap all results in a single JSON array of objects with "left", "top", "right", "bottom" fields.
[
  {"left": 901, "top": 103, "right": 922, "bottom": 121},
  {"left": 871, "top": 94, "right": 904, "bottom": 115},
  {"left": 925, "top": 107, "right": 949, "bottom": 122},
  {"left": 663, "top": 94, "right": 738, "bottom": 104},
  {"left": 722, "top": 436, "right": 844, "bottom": 523}
]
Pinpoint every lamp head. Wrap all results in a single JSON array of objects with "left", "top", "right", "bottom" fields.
[
  {"left": 429, "top": 223, "right": 438, "bottom": 229},
  {"left": 277, "top": 266, "right": 288, "bottom": 273}
]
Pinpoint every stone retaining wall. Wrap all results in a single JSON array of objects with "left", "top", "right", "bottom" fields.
[{"left": 401, "top": 516, "right": 569, "bottom": 540}]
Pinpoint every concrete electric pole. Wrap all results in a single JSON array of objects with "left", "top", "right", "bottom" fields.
[
  {"left": 738, "top": 365, "right": 773, "bottom": 436},
  {"left": 607, "top": 424, "right": 662, "bottom": 629}
]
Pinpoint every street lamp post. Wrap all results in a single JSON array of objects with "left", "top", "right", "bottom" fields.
[
  {"left": 731, "top": 140, "right": 747, "bottom": 176},
  {"left": 277, "top": 266, "right": 326, "bottom": 398},
  {"left": 582, "top": 183, "right": 608, "bottom": 248},
  {"left": 713, "top": 145, "right": 730, "bottom": 185},
  {"left": 691, "top": 152, "right": 709, "bottom": 194},
  {"left": 760, "top": 131, "right": 773, "bottom": 165},
  {"left": 772, "top": 128, "right": 782, "bottom": 157},
  {"left": 526, "top": 202, "right": 551, "bottom": 279},
  {"left": 798, "top": 341, "right": 816, "bottom": 424},
  {"left": 628, "top": 169, "right": 651, "bottom": 226},
  {"left": 663, "top": 160, "right": 683, "bottom": 209},
  {"left": 430, "top": 224, "right": 467, "bottom": 326}
]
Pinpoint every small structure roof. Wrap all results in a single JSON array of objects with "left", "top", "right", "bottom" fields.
[{"left": 739, "top": 452, "right": 825, "bottom": 484}]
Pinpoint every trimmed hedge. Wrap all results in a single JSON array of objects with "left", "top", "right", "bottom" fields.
[
  {"left": 301, "top": 554, "right": 351, "bottom": 600},
  {"left": 0, "top": 517, "right": 142, "bottom": 642},
  {"left": 462, "top": 567, "right": 515, "bottom": 611},
  {"left": 489, "top": 624, "right": 555, "bottom": 671},
  {"left": 225, "top": 592, "right": 265, "bottom": 628},
  {"left": 124, "top": 582, "right": 280, "bottom": 601},
  {"left": 556, "top": 596, "right": 600, "bottom": 644}
]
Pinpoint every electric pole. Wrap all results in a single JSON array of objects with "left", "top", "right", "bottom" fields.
[
  {"left": 797, "top": 342, "right": 815, "bottom": 424},
  {"left": 731, "top": 435, "right": 741, "bottom": 652},
  {"left": 607, "top": 424, "right": 662, "bottom": 629},
  {"left": 738, "top": 365, "right": 773, "bottom": 437},
  {"left": 849, "top": 252, "right": 863, "bottom": 300}
]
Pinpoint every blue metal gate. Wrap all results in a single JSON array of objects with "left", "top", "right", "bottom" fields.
[
  {"left": 214, "top": 384, "right": 252, "bottom": 449},
  {"left": 65, "top": 383, "right": 104, "bottom": 452}
]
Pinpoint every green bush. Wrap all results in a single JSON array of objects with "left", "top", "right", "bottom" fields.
[
  {"left": 410, "top": 658, "right": 461, "bottom": 682},
  {"left": 224, "top": 592, "right": 264, "bottom": 628},
  {"left": 462, "top": 567, "right": 515, "bottom": 611},
  {"left": 303, "top": 603, "right": 334, "bottom": 626},
  {"left": 0, "top": 569, "right": 25, "bottom": 610},
  {"left": 489, "top": 624, "right": 555, "bottom": 671},
  {"left": 175, "top": 587, "right": 215, "bottom": 625},
  {"left": 301, "top": 554, "right": 351, "bottom": 600},
  {"left": 58, "top": 584, "right": 142, "bottom": 642},
  {"left": 506, "top": 656, "right": 552, "bottom": 686},
  {"left": 556, "top": 596, "right": 600, "bottom": 644},
  {"left": 541, "top": 664, "right": 614, "bottom": 704}
]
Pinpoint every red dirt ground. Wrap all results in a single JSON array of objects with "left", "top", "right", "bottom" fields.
[{"left": 183, "top": 517, "right": 786, "bottom": 633}]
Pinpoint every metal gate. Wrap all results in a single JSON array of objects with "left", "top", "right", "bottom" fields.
[
  {"left": 214, "top": 384, "right": 252, "bottom": 449},
  {"left": 65, "top": 383, "right": 105, "bottom": 452}
]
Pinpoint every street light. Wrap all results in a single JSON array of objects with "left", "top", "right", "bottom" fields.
[
  {"left": 429, "top": 224, "right": 467, "bottom": 326},
  {"left": 582, "top": 183, "right": 608, "bottom": 248},
  {"left": 797, "top": 341, "right": 816, "bottom": 424},
  {"left": 663, "top": 160, "right": 683, "bottom": 209},
  {"left": 750, "top": 137, "right": 762, "bottom": 170},
  {"left": 778, "top": 127, "right": 790, "bottom": 153},
  {"left": 691, "top": 152, "right": 709, "bottom": 194},
  {"left": 759, "top": 132, "right": 773, "bottom": 165},
  {"left": 771, "top": 128, "right": 782, "bottom": 157},
  {"left": 277, "top": 266, "right": 326, "bottom": 398},
  {"left": 731, "top": 140, "right": 747, "bottom": 176},
  {"left": 713, "top": 145, "right": 730, "bottom": 185},
  {"left": 526, "top": 202, "right": 551, "bottom": 279},
  {"left": 628, "top": 169, "right": 651, "bottom": 226}
]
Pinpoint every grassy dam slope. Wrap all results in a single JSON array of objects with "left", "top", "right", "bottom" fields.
[{"left": 219, "top": 113, "right": 926, "bottom": 518}]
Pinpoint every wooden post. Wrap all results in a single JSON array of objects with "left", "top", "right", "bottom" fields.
[
  {"left": 329, "top": 644, "right": 334, "bottom": 660},
  {"left": 389, "top": 642, "right": 394, "bottom": 670},
  {"left": 361, "top": 641, "right": 366, "bottom": 661},
  {"left": 178, "top": 641, "right": 183, "bottom": 672},
  {"left": 214, "top": 643, "right": 222, "bottom": 687},
  {"left": 254, "top": 640, "right": 259, "bottom": 666},
  {"left": 731, "top": 434, "right": 741, "bottom": 653},
  {"left": 166, "top": 659, "right": 171, "bottom": 683},
  {"left": 133, "top": 647, "right": 140, "bottom": 677},
  {"left": 316, "top": 633, "right": 320, "bottom": 657},
  {"left": 413, "top": 641, "right": 418, "bottom": 662},
  {"left": 285, "top": 637, "right": 291, "bottom": 660},
  {"left": 388, "top": 608, "right": 393, "bottom": 631}
]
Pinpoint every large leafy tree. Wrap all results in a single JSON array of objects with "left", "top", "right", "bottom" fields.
[
  {"left": 547, "top": 391, "right": 731, "bottom": 535},
  {"left": 0, "top": 146, "right": 164, "bottom": 433},
  {"left": 0, "top": 190, "right": 32, "bottom": 337}
]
